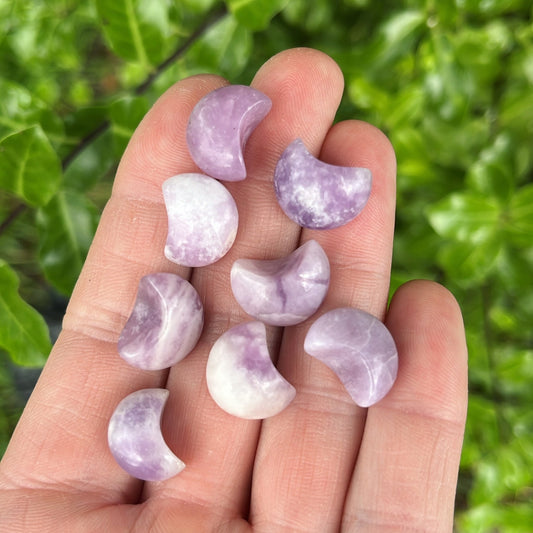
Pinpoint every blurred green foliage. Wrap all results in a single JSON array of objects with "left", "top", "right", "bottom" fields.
[{"left": 0, "top": 0, "right": 532, "bottom": 529}]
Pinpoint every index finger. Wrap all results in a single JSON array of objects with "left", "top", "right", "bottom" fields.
[{"left": 0, "top": 74, "right": 226, "bottom": 499}]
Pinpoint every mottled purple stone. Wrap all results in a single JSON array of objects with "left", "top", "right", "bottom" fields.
[
  {"left": 206, "top": 321, "right": 296, "bottom": 419},
  {"left": 304, "top": 308, "right": 398, "bottom": 407},
  {"left": 108, "top": 388, "right": 185, "bottom": 481},
  {"left": 118, "top": 273, "right": 203, "bottom": 370},
  {"left": 230, "top": 240, "right": 330, "bottom": 326},
  {"left": 163, "top": 173, "right": 238, "bottom": 267},
  {"left": 274, "top": 139, "right": 372, "bottom": 229},
  {"left": 186, "top": 85, "right": 272, "bottom": 181}
]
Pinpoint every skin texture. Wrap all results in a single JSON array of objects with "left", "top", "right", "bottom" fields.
[{"left": 0, "top": 48, "right": 468, "bottom": 532}]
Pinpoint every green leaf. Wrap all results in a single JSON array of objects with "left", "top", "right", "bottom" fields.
[
  {"left": 507, "top": 183, "right": 533, "bottom": 246},
  {"left": 0, "top": 353, "right": 24, "bottom": 457},
  {"left": 281, "top": 0, "right": 332, "bottom": 32},
  {"left": 37, "top": 191, "right": 99, "bottom": 296},
  {"left": 58, "top": 106, "right": 110, "bottom": 160},
  {"left": 95, "top": 0, "right": 170, "bottom": 66},
  {"left": 0, "top": 125, "right": 62, "bottom": 207},
  {"left": 177, "top": 0, "right": 218, "bottom": 13},
  {"left": 371, "top": 9, "right": 426, "bottom": 69},
  {"left": 185, "top": 15, "right": 252, "bottom": 79},
  {"left": 501, "top": 86, "right": 533, "bottom": 138},
  {"left": 63, "top": 129, "right": 115, "bottom": 193},
  {"left": 0, "top": 79, "right": 64, "bottom": 146},
  {"left": 427, "top": 192, "right": 502, "bottom": 245},
  {"left": 227, "top": 0, "right": 288, "bottom": 30},
  {"left": 437, "top": 236, "right": 502, "bottom": 286},
  {"left": 110, "top": 96, "right": 150, "bottom": 158},
  {"left": 0, "top": 261, "right": 50, "bottom": 367},
  {"left": 381, "top": 9, "right": 425, "bottom": 48},
  {"left": 466, "top": 135, "right": 516, "bottom": 202}
]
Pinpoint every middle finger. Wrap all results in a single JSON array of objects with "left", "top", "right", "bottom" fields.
[{"left": 144, "top": 48, "right": 345, "bottom": 520}]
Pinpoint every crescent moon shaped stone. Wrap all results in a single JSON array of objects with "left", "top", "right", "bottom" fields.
[
  {"left": 108, "top": 388, "right": 185, "bottom": 481},
  {"left": 117, "top": 273, "right": 203, "bottom": 370},
  {"left": 230, "top": 240, "right": 330, "bottom": 326},
  {"left": 274, "top": 138, "right": 372, "bottom": 229},
  {"left": 304, "top": 308, "right": 398, "bottom": 407},
  {"left": 206, "top": 321, "right": 296, "bottom": 419},
  {"left": 186, "top": 85, "right": 272, "bottom": 181},
  {"left": 163, "top": 173, "right": 238, "bottom": 267}
]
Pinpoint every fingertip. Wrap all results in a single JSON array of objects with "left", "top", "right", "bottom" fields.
[
  {"left": 250, "top": 47, "right": 345, "bottom": 161},
  {"left": 320, "top": 119, "right": 396, "bottom": 184},
  {"left": 385, "top": 279, "right": 468, "bottom": 424},
  {"left": 390, "top": 279, "right": 463, "bottom": 321},
  {"left": 254, "top": 47, "right": 344, "bottom": 91}
]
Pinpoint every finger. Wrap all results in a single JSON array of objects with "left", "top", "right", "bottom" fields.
[
  {"left": 342, "top": 280, "right": 468, "bottom": 532},
  {"left": 250, "top": 120, "right": 397, "bottom": 532},
  {"left": 0, "top": 74, "right": 225, "bottom": 500},
  {"left": 144, "top": 48, "right": 346, "bottom": 520}
]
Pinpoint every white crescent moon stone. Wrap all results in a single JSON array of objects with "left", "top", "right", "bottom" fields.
[
  {"left": 206, "top": 321, "right": 296, "bottom": 419},
  {"left": 107, "top": 388, "right": 185, "bottom": 481},
  {"left": 163, "top": 173, "right": 239, "bottom": 267}
]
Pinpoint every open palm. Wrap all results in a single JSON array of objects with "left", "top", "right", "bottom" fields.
[{"left": 0, "top": 48, "right": 467, "bottom": 532}]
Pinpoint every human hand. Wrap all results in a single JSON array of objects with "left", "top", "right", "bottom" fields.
[{"left": 0, "top": 48, "right": 468, "bottom": 532}]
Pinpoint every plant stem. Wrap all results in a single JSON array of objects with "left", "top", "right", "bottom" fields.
[
  {"left": 0, "top": 204, "right": 27, "bottom": 239},
  {"left": 61, "top": 120, "right": 111, "bottom": 171},
  {"left": 135, "top": 5, "right": 227, "bottom": 96}
]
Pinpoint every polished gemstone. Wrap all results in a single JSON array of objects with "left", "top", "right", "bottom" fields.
[
  {"left": 274, "top": 139, "right": 372, "bottom": 229},
  {"left": 108, "top": 388, "right": 185, "bottom": 481},
  {"left": 206, "top": 321, "right": 296, "bottom": 419},
  {"left": 231, "top": 240, "right": 330, "bottom": 326},
  {"left": 163, "top": 173, "right": 238, "bottom": 267},
  {"left": 118, "top": 273, "right": 203, "bottom": 370},
  {"left": 187, "top": 85, "right": 272, "bottom": 181},
  {"left": 304, "top": 308, "right": 398, "bottom": 407}
]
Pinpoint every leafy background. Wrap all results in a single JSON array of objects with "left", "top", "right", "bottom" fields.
[{"left": 1, "top": 0, "right": 532, "bottom": 530}]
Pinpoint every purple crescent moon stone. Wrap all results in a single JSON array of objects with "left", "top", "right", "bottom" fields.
[
  {"left": 274, "top": 138, "right": 372, "bottom": 229},
  {"left": 117, "top": 273, "right": 203, "bottom": 370},
  {"left": 163, "top": 173, "right": 238, "bottom": 267},
  {"left": 206, "top": 321, "right": 296, "bottom": 419},
  {"left": 186, "top": 84, "right": 272, "bottom": 181},
  {"left": 304, "top": 308, "right": 398, "bottom": 407},
  {"left": 230, "top": 240, "right": 330, "bottom": 326},
  {"left": 108, "top": 388, "right": 185, "bottom": 481}
]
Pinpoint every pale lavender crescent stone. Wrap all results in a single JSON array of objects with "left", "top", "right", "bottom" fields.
[
  {"left": 118, "top": 273, "right": 203, "bottom": 370},
  {"left": 304, "top": 308, "right": 398, "bottom": 407},
  {"left": 274, "top": 138, "right": 372, "bottom": 229},
  {"left": 230, "top": 240, "right": 330, "bottom": 326},
  {"left": 186, "top": 85, "right": 272, "bottom": 181},
  {"left": 163, "top": 173, "right": 238, "bottom": 267},
  {"left": 108, "top": 388, "right": 185, "bottom": 481},
  {"left": 206, "top": 321, "right": 296, "bottom": 419}
]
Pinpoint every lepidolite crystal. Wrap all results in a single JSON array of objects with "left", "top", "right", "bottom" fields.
[
  {"left": 230, "top": 240, "right": 330, "bottom": 326},
  {"left": 206, "top": 321, "right": 296, "bottom": 419},
  {"left": 118, "top": 273, "right": 203, "bottom": 370},
  {"left": 108, "top": 388, "right": 185, "bottom": 481},
  {"left": 274, "top": 139, "right": 372, "bottom": 229},
  {"left": 304, "top": 308, "right": 398, "bottom": 407},
  {"left": 186, "top": 85, "right": 272, "bottom": 181},
  {"left": 163, "top": 173, "right": 238, "bottom": 266}
]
